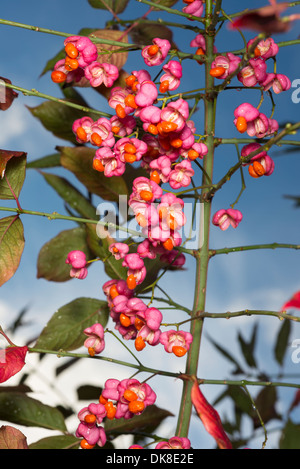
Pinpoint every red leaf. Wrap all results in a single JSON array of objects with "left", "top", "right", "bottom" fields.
[
  {"left": 191, "top": 380, "right": 232, "bottom": 449},
  {"left": 0, "top": 149, "right": 27, "bottom": 179},
  {"left": 0, "top": 346, "right": 28, "bottom": 383},
  {"left": 0, "top": 426, "right": 28, "bottom": 449},
  {"left": 0, "top": 77, "right": 18, "bottom": 111},
  {"left": 229, "top": 2, "right": 299, "bottom": 34},
  {"left": 281, "top": 291, "right": 300, "bottom": 311}
]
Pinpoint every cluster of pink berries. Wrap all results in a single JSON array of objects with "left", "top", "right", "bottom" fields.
[
  {"left": 130, "top": 436, "right": 191, "bottom": 449},
  {"left": 51, "top": 35, "right": 119, "bottom": 88},
  {"left": 75, "top": 377, "right": 156, "bottom": 449},
  {"left": 102, "top": 276, "right": 193, "bottom": 355},
  {"left": 56, "top": 15, "right": 291, "bottom": 448},
  {"left": 211, "top": 36, "right": 290, "bottom": 232}
]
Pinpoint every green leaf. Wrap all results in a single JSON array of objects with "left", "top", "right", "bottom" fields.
[
  {"left": 105, "top": 405, "right": 173, "bottom": 437},
  {"left": 0, "top": 392, "right": 67, "bottom": 431},
  {"left": 150, "top": 0, "right": 179, "bottom": 9},
  {"left": 34, "top": 297, "right": 109, "bottom": 351},
  {"left": 280, "top": 420, "right": 300, "bottom": 449},
  {"left": 37, "top": 226, "right": 92, "bottom": 282},
  {"left": 237, "top": 323, "right": 257, "bottom": 368},
  {"left": 88, "top": 0, "right": 129, "bottom": 14},
  {"left": 85, "top": 223, "right": 128, "bottom": 280},
  {"left": 223, "top": 386, "right": 253, "bottom": 417},
  {"left": 27, "top": 101, "right": 98, "bottom": 144},
  {"left": 130, "top": 21, "right": 177, "bottom": 49},
  {"left": 59, "top": 146, "right": 128, "bottom": 202},
  {"left": 206, "top": 334, "right": 244, "bottom": 374},
  {"left": 77, "top": 384, "right": 102, "bottom": 401},
  {"left": 40, "top": 172, "right": 98, "bottom": 220},
  {"left": 0, "top": 153, "right": 27, "bottom": 200},
  {"left": 274, "top": 319, "right": 291, "bottom": 366},
  {"left": 0, "top": 216, "right": 25, "bottom": 287},
  {"left": 253, "top": 387, "right": 280, "bottom": 429},
  {"left": 135, "top": 256, "right": 162, "bottom": 294},
  {"left": 26, "top": 153, "right": 61, "bottom": 169},
  {"left": 29, "top": 435, "right": 80, "bottom": 449}
]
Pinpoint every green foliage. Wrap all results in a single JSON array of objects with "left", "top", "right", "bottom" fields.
[
  {"left": 88, "top": 0, "right": 129, "bottom": 14},
  {"left": 37, "top": 226, "right": 92, "bottom": 282},
  {"left": 34, "top": 297, "right": 109, "bottom": 351},
  {"left": 0, "top": 216, "right": 25, "bottom": 287},
  {"left": 0, "top": 391, "right": 67, "bottom": 431},
  {"left": 59, "top": 146, "right": 129, "bottom": 202},
  {"left": 1, "top": 0, "right": 300, "bottom": 452}
]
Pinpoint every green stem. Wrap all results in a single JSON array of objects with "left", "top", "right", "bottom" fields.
[
  {"left": 196, "top": 309, "right": 300, "bottom": 322},
  {"left": 176, "top": 0, "right": 217, "bottom": 438},
  {"left": 0, "top": 206, "right": 142, "bottom": 238},
  {"left": 197, "top": 378, "right": 300, "bottom": 390},
  {"left": 210, "top": 242, "right": 300, "bottom": 256},
  {"left": 206, "top": 122, "right": 300, "bottom": 200},
  {"left": 0, "top": 18, "right": 135, "bottom": 48},
  {"left": 28, "top": 347, "right": 181, "bottom": 379},
  {"left": 216, "top": 138, "right": 300, "bottom": 147},
  {"left": 27, "top": 346, "right": 300, "bottom": 391},
  {"left": 4, "top": 82, "right": 111, "bottom": 118},
  {"left": 0, "top": 205, "right": 194, "bottom": 256},
  {"left": 169, "top": 308, "right": 300, "bottom": 325}
]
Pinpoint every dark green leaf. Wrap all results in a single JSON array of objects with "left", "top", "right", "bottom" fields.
[
  {"left": 105, "top": 405, "right": 173, "bottom": 437},
  {"left": 59, "top": 146, "right": 128, "bottom": 202},
  {"left": 26, "top": 153, "right": 61, "bottom": 169},
  {"left": 284, "top": 195, "right": 300, "bottom": 208},
  {"left": 0, "top": 392, "right": 67, "bottom": 431},
  {"left": 41, "top": 172, "right": 98, "bottom": 220},
  {"left": 237, "top": 323, "right": 258, "bottom": 368},
  {"left": 55, "top": 357, "right": 80, "bottom": 376},
  {"left": 37, "top": 226, "right": 92, "bottom": 282},
  {"left": 274, "top": 319, "right": 291, "bottom": 366},
  {"left": 206, "top": 334, "right": 244, "bottom": 374},
  {"left": 29, "top": 435, "right": 80, "bottom": 449},
  {"left": 280, "top": 420, "right": 300, "bottom": 449},
  {"left": 130, "top": 21, "right": 177, "bottom": 49},
  {"left": 149, "top": 0, "right": 179, "bottom": 9},
  {"left": 0, "top": 216, "right": 25, "bottom": 287},
  {"left": 88, "top": 0, "right": 129, "bottom": 14},
  {"left": 27, "top": 101, "right": 98, "bottom": 144},
  {"left": 224, "top": 386, "right": 253, "bottom": 417},
  {"left": 77, "top": 384, "right": 102, "bottom": 401},
  {"left": 34, "top": 297, "right": 109, "bottom": 351},
  {"left": 254, "top": 387, "right": 281, "bottom": 428},
  {"left": 85, "top": 223, "right": 128, "bottom": 280}
]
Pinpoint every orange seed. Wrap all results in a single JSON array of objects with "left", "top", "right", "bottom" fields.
[{"left": 236, "top": 116, "right": 248, "bottom": 133}]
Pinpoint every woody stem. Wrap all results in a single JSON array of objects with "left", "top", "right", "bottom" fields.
[{"left": 175, "top": 0, "right": 217, "bottom": 437}]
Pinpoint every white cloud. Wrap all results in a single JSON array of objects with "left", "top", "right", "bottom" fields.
[{"left": 0, "top": 101, "right": 29, "bottom": 147}]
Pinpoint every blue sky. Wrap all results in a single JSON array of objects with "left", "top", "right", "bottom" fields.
[{"left": 1, "top": 0, "right": 300, "bottom": 449}]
